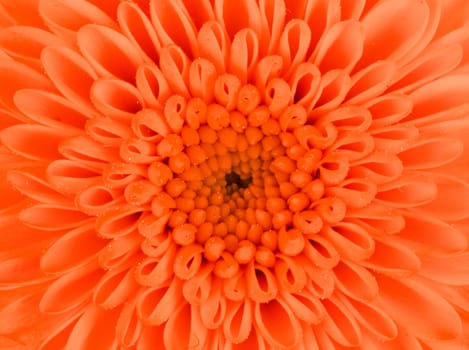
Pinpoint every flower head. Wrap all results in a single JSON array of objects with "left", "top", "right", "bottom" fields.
[{"left": 0, "top": 0, "right": 469, "bottom": 349}]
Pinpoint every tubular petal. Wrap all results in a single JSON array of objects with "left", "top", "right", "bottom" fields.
[
  {"left": 136, "top": 278, "right": 183, "bottom": 326},
  {"left": 280, "top": 290, "right": 325, "bottom": 324},
  {"left": 313, "top": 19, "right": 363, "bottom": 73},
  {"left": 229, "top": 28, "right": 259, "bottom": 83},
  {"left": 337, "top": 293, "right": 398, "bottom": 341},
  {"left": 376, "top": 274, "right": 463, "bottom": 341},
  {"left": 310, "top": 69, "right": 351, "bottom": 115},
  {"left": 136, "top": 325, "right": 165, "bottom": 350},
  {"left": 365, "top": 93, "right": 413, "bottom": 129},
  {"left": 254, "top": 298, "right": 302, "bottom": 349},
  {"left": 246, "top": 262, "right": 278, "bottom": 302},
  {"left": 40, "top": 223, "right": 105, "bottom": 274},
  {"left": 38, "top": 0, "right": 116, "bottom": 43},
  {"left": 223, "top": 299, "right": 252, "bottom": 343},
  {"left": 117, "top": 1, "right": 161, "bottom": 63},
  {"left": 182, "top": 262, "right": 213, "bottom": 305},
  {"left": 46, "top": 159, "right": 101, "bottom": 195},
  {"left": 214, "top": 0, "right": 262, "bottom": 40},
  {"left": 135, "top": 244, "right": 176, "bottom": 287},
  {"left": 198, "top": 20, "right": 230, "bottom": 73},
  {"left": 159, "top": 45, "right": 190, "bottom": 97},
  {"left": 136, "top": 64, "right": 171, "bottom": 109},
  {"left": 200, "top": 279, "right": 226, "bottom": 329},
  {"left": 321, "top": 295, "right": 362, "bottom": 347},
  {"left": 0, "top": 254, "right": 45, "bottom": 286},
  {"left": 149, "top": 0, "right": 198, "bottom": 57},
  {"left": 77, "top": 24, "right": 143, "bottom": 82},
  {"left": 116, "top": 298, "right": 142, "bottom": 348},
  {"left": 346, "top": 60, "right": 396, "bottom": 105},
  {"left": 333, "top": 260, "right": 378, "bottom": 302},
  {"left": 93, "top": 266, "right": 138, "bottom": 310},
  {"left": 322, "top": 221, "right": 375, "bottom": 261},
  {"left": 90, "top": 78, "right": 144, "bottom": 121}
]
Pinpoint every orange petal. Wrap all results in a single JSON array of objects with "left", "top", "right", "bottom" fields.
[
  {"left": 64, "top": 305, "right": 120, "bottom": 350},
  {"left": 46, "top": 159, "right": 101, "bottom": 195},
  {"left": 38, "top": 0, "right": 116, "bottom": 43},
  {"left": 223, "top": 299, "right": 252, "bottom": 343},
  {"left": 259, "top": 0, "right": 285, "bottom": 55},
  {"left": 362, "top": 236, "right": 421, "bottom": 277},
  {"left": 136, "top": 278, "right": 183, "bottom": 326},
  {"left": 346, "top": 203, "right": 405, "bottom": 235},
  {"left": 326, "top": 178, "right": 377, "bottom": 208},
  {"left": 77, "top": 24, "right": 143, "bottom": 82},
  {"left": 0, "top": 254, "right": 45, "bottom": 287},
  {"left": 337, "top": 293, "right": 398, "bottom": 341},
  {"left": 0, "top": 0, "right": 45, "bottom": 28},
  {"left": 376, "top": 274, "right": 463, "bottom": 341},
  {"left": 189, "top": 58, "right": 217, "bottom": 103},
  {"left": 214, "top": 0, "right": 262, "bottom": 40},
  {"left": 417, "top": 175, "right": 469, "bottom": 221},
  {"left": 159, "top": 44, "right": 190, "bottom": 97},
  {"left": 357, "top": 0, "right": 429, "bottom": 68},
  {"left": 274, "top": 254, "right": 307, "bottom": 292},
  {"left": 228, "top": 28, "right": 259, "bottom": 83},
  {"left": 288, "top": 62, "right": 321, "bottom": 109},
  {"left": 419, "top": 253, "right": 469, "bottom": 285},
  {"left": 136, "top": 325, "right": 165, "bottom": 350},
  {"left": 40, "top": 263, "right": 102, "bottom": 314},
  {"left": 349, "top": 151, "right": 403, "bottom": 185},
  {"left": 0, "top": 26, "right": 66, "bottom": 70},
  {"left": 85, "top": 116, "right": 133, "bottom": 147},
  {"left": 389, "top": 45, "right": 463, "bottom": 94},
  {"left": 321, "top": 295, "right": 362, "bottom": 347},
  {"left": 20, "top": 204, "right": 91, "bottom": 231},
  {"left": 115, "top": 298, "right": 142, "bottom": 348},
  {"left": 97, "top": 234, "right": 141, "bottom": 270},
  {"left": 280, "top": 289, "right": 325, "bottom": 324},
  {"left": 365, "top": 93, "right": 413, "bottom": 129},
  {"left": 254, "top": 298, "right": 302, "bottom": 349},
  {"left": 149, "top": 0, "right": 198, "bottom": 57},
  {"left": 310, "top": 69, "right": 351, "bottom": 115},
  {"left": 346, "top": 60, "right": 396, "bottom": 105},
  {"left": 7, "top": 170, "right": 68, "bottom": 204},
  {"left": 198, "top": 20, "right": 230, "bottom": 73},
  {"left": 318, "top": 105, "right": 372, "bottom": 132},
  {"left": 91, "top": 78, "right": 144, "bottom": 121},
  {"left": 117, "top": 1, "right": 161, "bottom": 62},
  {"left": 163, "top": 303, "right": 207, "bottom": 350},
  {"left": 93, "top": 266, "right": 138, "bottom": 310},
  {"left": 15, "top": 89, "right": 87, "bottom": 131},
  {"left": 375, "top": 175, "right": 437, "bottom": 208},
  {"left": 40, "top": 223, "right": 105, "bottom": 274},
  {"left": 135, "top": 244, "right": 176, "bottom": 287},
  {"left": 399, "top": 211, "right": 467, "bottom": 255},
  {"left": 323, "top": 221, "right": 374, "bottom": 261},
  {"left": 406, "top": 74, "right": 469, "bottom": 123},
  {"left": 246, "top": 262, "right": 278, "bottom": 302},
  {"left": 135, "top": 63, "right": 171, "bottom": 109},
  {"left": 182, "top": 262, "right": 213, "bottom": 305},
  {"left": 200, "top": 279, "right": 226, "bottom": 329},
  {"left": 277, "top": 19, "right": 311, "bottom": 76},
  {"left": 333, "top": 260, "right": 378, "bottom": 302},
  {"left": 41, "top": 46, "right": 98, "bottom": 114},
  {"left": 313, "top": 19, "right": 363, "bottom": 73}
]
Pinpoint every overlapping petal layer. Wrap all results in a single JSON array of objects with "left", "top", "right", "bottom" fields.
[{"left": 0, "top": 0, "right": 468, "bottom": 349}]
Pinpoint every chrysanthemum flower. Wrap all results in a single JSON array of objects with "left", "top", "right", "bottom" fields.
[{"left": 0, "top": 0, "right": 469, "bottom": 349}]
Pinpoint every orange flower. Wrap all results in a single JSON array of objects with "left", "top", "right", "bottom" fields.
[{"left": 0, "top": 0, "right": 469, "bottom": 349}]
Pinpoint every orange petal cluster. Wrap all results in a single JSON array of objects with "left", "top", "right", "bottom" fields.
[{"left": 0, "top": 0, "right": 469, "bottom": 349}]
